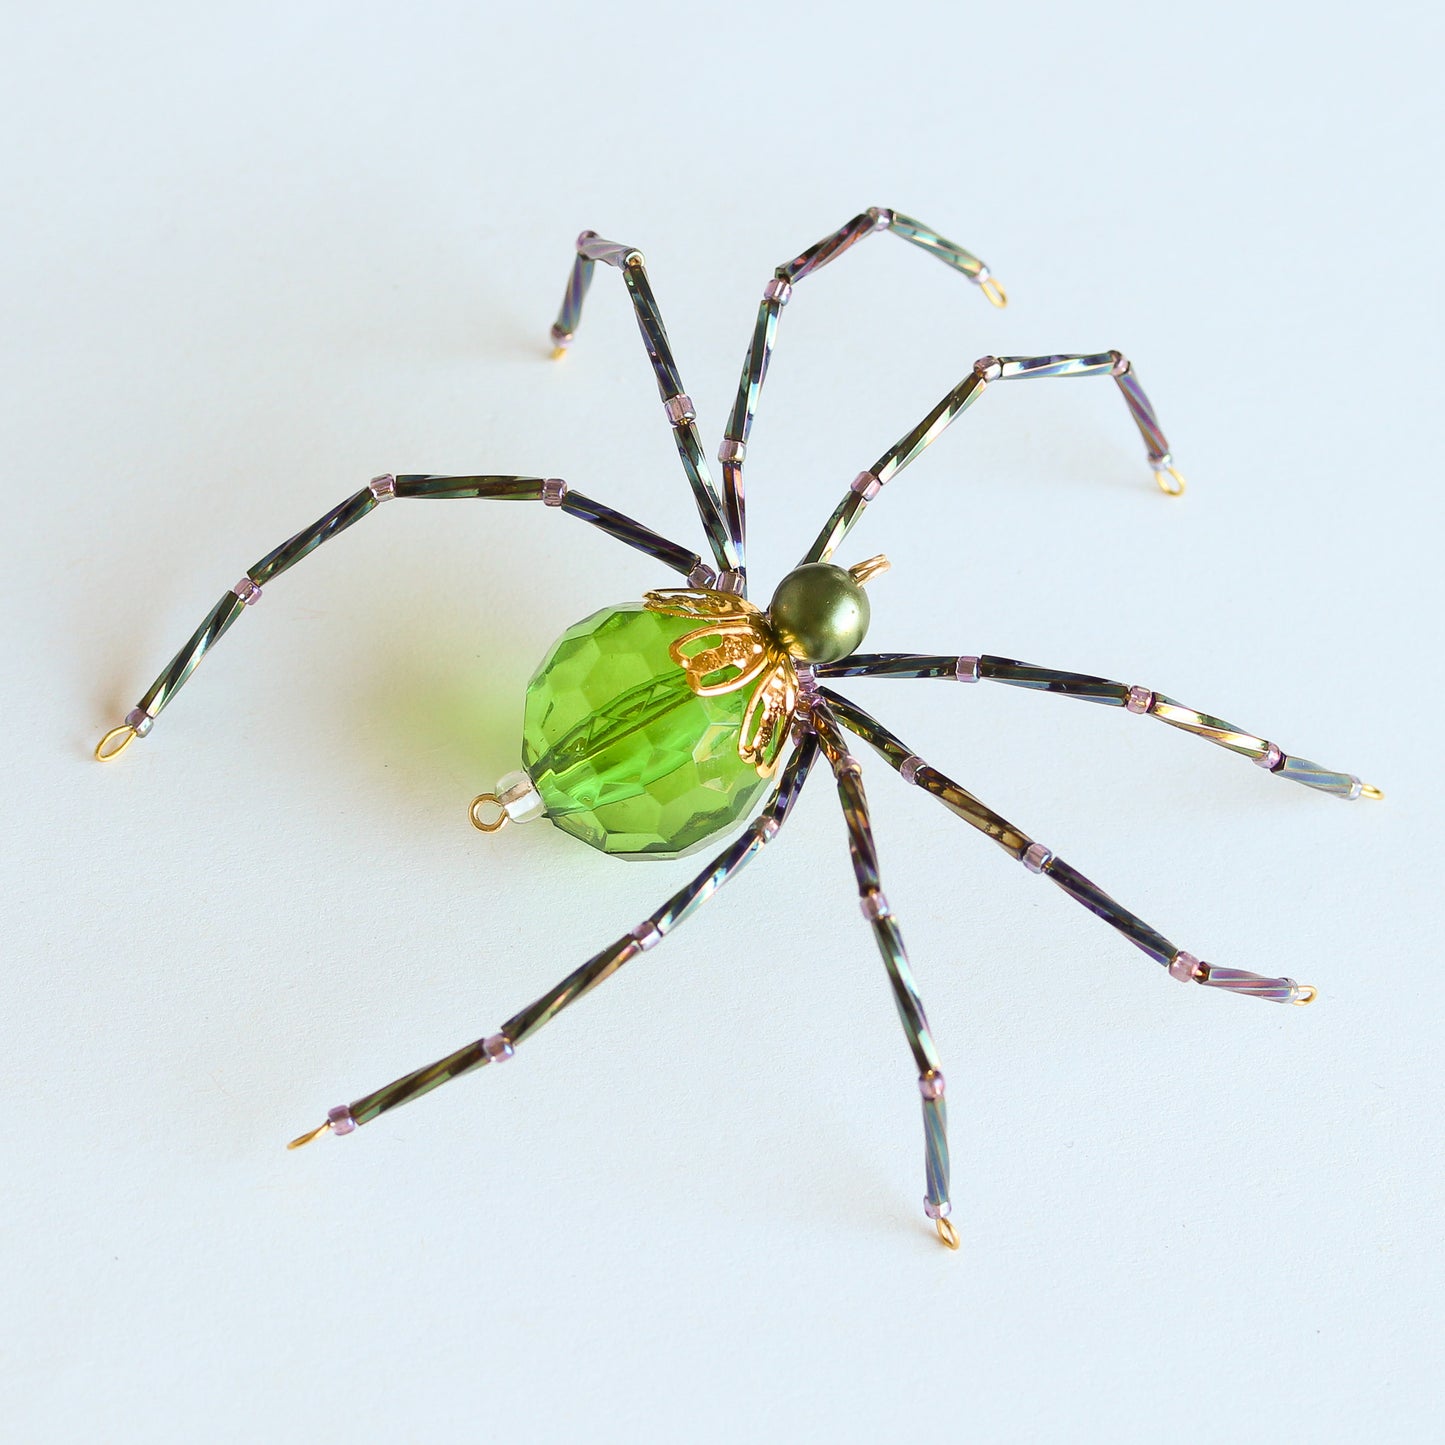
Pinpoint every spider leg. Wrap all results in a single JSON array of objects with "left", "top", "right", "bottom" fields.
[
  {"left": 803, "top": 351, "right": 1182, "bottom": 565},
  {"left": 548, "top": 232, "right": 736, "bottom": 577},
  {"left": 816, "top": 653, "right": 1380, "bottom": 802},
  {"left": 809, "top": 698, "right": 956, "bottom": 1249},
  {"left": 289, "top": 737, "right": 819, "bottom": 1141},
  {"left": 719, "top": 207, "right": 1005, "bottom": 586},
  {"left": 93, "top": 473, "right": 711, "bottom": 759},
  {"left": 821, "top": 688, "right": 1319, "bottom": 1006}
]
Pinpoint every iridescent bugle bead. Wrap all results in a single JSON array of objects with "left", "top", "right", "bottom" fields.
[
  {"left": 138, "top": 591, "right": 246, "bottom": 717},
  {"left": 886, "top": 210, "right": 988, "bottom": 281},
  {"left": 996, "top": 352, "right": 1116, "bottom": 381},
  {"left": 922, "top": 1093, "right": 950, "bottom": 1212},
  {"left": 776, "top": 210, "right": 878, "bottom": 284},
  {"left": 250, "top": 487, "right": 378, "bottom": 584},
  {"left": 552, "top": 251, "right": 595, "bottom": 343},
  {"left": 557, "top": 491, "right": 704, "bottom": 578},
  {"left": 335, "top": 739, "right": 818, "bottom": 1130},
  {"left": 803, "top": 370, "right": 986, "bottom": 564},
  {"left": 1113, "top": 361, "right": 1170, "bottom": 462}
]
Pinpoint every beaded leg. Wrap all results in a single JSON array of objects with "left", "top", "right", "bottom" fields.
[
  {"left": 815, "top": 653, "right": 1381, "bottom": 803},
  {"left": 94, "top": 473, "right": 710, "bottom": 760},
  {"left": 822, "top": 689, "right": 1319, "bottom": 1006},
  {"left": 549, "top": 232, "right": 736, "bottom": 577},
  {"left": 810, "top": 699, "right": 956, "bottom": 1250},
  {"left": 288, "top": 737, "right": 819, "bottom": 1143},
  {"left": 719, "top": 207, "right": 1005, "bottom": 583},
  {"left": 804, "top": 351, "right": 1183, "bottom": 564}
]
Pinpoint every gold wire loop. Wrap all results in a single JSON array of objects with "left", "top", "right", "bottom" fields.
[
  {"left": 936, "top": 1216, "right": 961, "bottom": 1251},
  {"left": 94, "top": 723, "right": 138, "bottom": 762},
  {"left": 979, "top": 276, "right": 1008, "bottom": 309},
  {"left": 1292, "top": 984, "right": 1319, "bottom": 1007},
  {"left": 286, "top": 1120, "right": 331, "bottom": 1151},
  {"left": 469, "top": 793, "right": 509, "bottom": 833},
  {"left": 1361, "top": 784, "right": 1384, "bottom": 801},
  {"left": 1155, "top": 465, "right": 1187, "bottom": 497},
  {"left": 847, "top": 554, "right": 892, "bottom": 587},
  {"left": 550, "top": 347, "right": 568, "bottom": 361}
]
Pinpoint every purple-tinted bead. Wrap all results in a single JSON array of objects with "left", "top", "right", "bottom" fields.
[
  {"left": 1169, "top": 950, "right": 1201, "bottom": 983},
  {"left": 1255, "top": 742, "right": 1283, "bottom": 770},
  {"left": 924, "top": 1199, "right": 952, "bottom": 1220},
  {"left": 483, "top": 1033, "right": 515, "bottom": 1064},
  {"left": 1126, "top": 685, "right": 1153, "bottom": 714},
  {"left": 1022, "top": 843, "right": 1052, "bottom": 874},
  {"left": 231, "top": 577, "right": 262, "bottom": 606},
  {"left": 327, "top": 1105, "right": 356, "bottom": 1136},
  {"left": 919, "top": 1072, "right": 946, "bottom": 1100}
]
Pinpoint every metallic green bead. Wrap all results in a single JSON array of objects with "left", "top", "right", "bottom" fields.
[{"left": 767, "top": 564, "right": 871, "bottom": 663}]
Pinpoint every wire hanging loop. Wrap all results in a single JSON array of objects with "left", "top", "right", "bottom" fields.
[
  {"left": 469, "top": 793, "right": 510, "bottom": 833},
  {"left": 936, "top": 1217, "right": 961, "bottom": 1251},
  {"left": 1155, "top": 464, "right": 1187, "bottom": 497},
  {"left": 94, "top": 723, "right": 139, "bottom": 762}
]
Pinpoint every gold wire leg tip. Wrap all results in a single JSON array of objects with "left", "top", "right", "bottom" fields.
[
  {"left": 1154, "top": 465, "right": 1187, "bottom": 497},
  {"left": 1360, "top": 784, "right": 1384, "bottom": 801},
  {"left": 550, "top": 346, "right": 568, "bottom": 361},
  {"left": 286, "top": 1121, "right": 331, "bottom": 1151},
  {"left": 94, "top": 723, "right": 138, "bottom": 762},
  {"left": 935, "top": 1216, "right": 960, "bottom": 1251},
  {"left": 1291, "top": 984, "right": 1319, "bottom": 1007},
  {"left": 979, "top": 276, "right": 1007, "bottom": 309}
]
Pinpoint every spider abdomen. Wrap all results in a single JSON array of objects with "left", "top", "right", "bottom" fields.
[{"left": 521, "top": 602, "right": 771, "bottom": 859}]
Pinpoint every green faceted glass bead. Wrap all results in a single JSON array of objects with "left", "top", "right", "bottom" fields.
[{"left": 522, "top": 602, "right": 772, "bottom": 858}]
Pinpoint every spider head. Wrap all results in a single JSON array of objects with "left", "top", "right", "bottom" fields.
[{"left": 767, "top": 556, "right": 887, "bottom": 664}]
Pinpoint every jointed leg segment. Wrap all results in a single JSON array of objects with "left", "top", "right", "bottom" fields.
[
  {"left": 815, "top": 652, "right": 1380, "bottom": 801},
  {"left": 549, "top": 232, "right": 737, "bottom": 576},
  {"left": 289, "top": 736, "right": 819, "bottom": 1138},
  {"left": 811, "top": 700, "right": 956, "bottom": 1246},
  {"left": 94, "top": 473, "right": 708, "bottom": 759},
  {"left": 821, "top": 688, "right": 1319, "bottom": 1006},
  {"left": 718, "top": 207, "right": 1006, "bottom": 583},
  {"left": 805, "top": 350, "right": 1184, "bottom": 565}
]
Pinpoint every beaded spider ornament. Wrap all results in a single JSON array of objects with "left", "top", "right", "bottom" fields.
[{"left": 96, "top": 208, "right": 1379, "bottom": 1251}]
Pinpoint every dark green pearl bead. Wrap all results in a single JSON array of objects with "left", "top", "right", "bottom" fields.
[{"left": 768, "top": 563, "right": 871, "bottom": 663}]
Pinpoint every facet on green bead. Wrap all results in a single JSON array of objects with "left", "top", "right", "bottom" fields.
[{"left": 522, "top": 603, "right": 773, "bottom": 858}]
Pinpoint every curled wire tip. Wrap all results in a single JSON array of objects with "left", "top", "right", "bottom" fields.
[
  {"left": 1291, "top": 984, "right": 1319, "bottom": 1007},
  {"left": 1361, "top": 784, "right": 1384, "bottom": 801},
  {"left": 286, "top": 1121, "right": 331, "bottom": 1151},
  {"left": 94, "top": 723, "right": 138, "bottom": 762},
  {"left": 1154, "top": 465, "right": 1187, "bottom": 497},
  {"left": 935, "top": 1217, "right": 961, "bottom": 1251},
  {"left": 469, "top": 793, "right": 510, "bottom": 833},
  {"left": 979, "top": 276, "right": 1007, "bottom": 309}
]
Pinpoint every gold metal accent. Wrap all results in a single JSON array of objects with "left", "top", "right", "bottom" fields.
[
  {"left": 469, "top": 793, "right": 509, "bottom": 832},
  {"left": 1292, "top": 984, "right": 1319, "bottom": 1006},
  {"left": 644, "top": 588, "right": 799, "bottom": 775},
  {"left": 936, "top": 1217, "right": 961, "bottom": 1250},
  {"left": 286, "top": 1120, "right": 331, "bottom": 1150},
  {"left": 1155, "top": 465, "right": 1187, "bottom": 496},
  {"left": 550, "top": 347, "right": 568, "bottom": 361},
  {"left": 847, "top": 554, "right": 891, "bottom": 587},
  {"left": 979, "top": 276, "right": 1008, "bottom": 309},
  {"left": 1361, "top": 784, "right": 1384, "bottom": 801},
  {"left": 94, "top": 723, "right": 138, "bottom": 762}
]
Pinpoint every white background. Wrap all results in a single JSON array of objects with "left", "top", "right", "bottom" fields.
[{"left": 3, "top": 3, "right": 1441, "bottom": 1441}]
